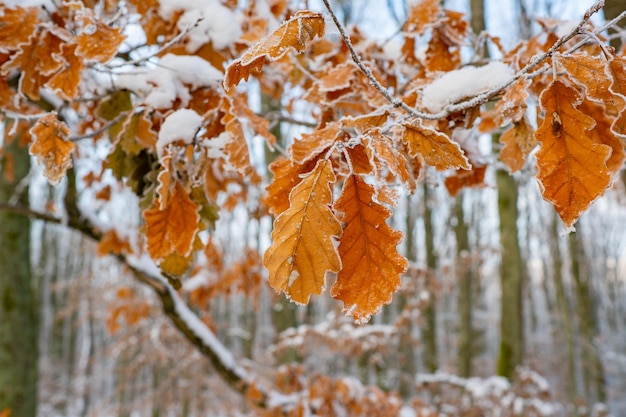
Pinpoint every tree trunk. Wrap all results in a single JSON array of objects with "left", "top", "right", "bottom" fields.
[
  {"left": 495, "top": 171, "right": 524, "bottom": 379},
  {"left": 422, "top": 184, "right": 438, "bottom": 373},
  {"left": 550, "top": 214, "right": 577, "bottom": 403},
  {"left": 455, "top": 194, "right": 474, "bottom": 377},
  {"left": 0, "top": 134, "right": 38, "bottom": 417},
  {"left": 569, "top": 229, "right": 606, "bottom": 404}
]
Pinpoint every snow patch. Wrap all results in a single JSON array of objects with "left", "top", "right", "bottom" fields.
[
  {"left": 287, "top": 270, "right": 300, "bottom": 287},
  {"left": 422, "top": 61, "right": 513, "bottom": 113},
  {"left": 116, "top": 54, "right": 222, "bottom": 109},
  {"left": 157, "top": 108, "right": 203, "bottom": 158},
  {"left": 158, "top": 0, "right": 242, "bottom": 51}
]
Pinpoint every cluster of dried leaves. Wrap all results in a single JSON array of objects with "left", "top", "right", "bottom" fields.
[{"left": 1, "top": 0, "right": 624, "bottom": 327}]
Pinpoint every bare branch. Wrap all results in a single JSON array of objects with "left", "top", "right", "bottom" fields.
[
  {"left": 0, "top": 202, "right": 273, "bottom": 409},
  {"left": 322, "top": 0, "right": 606, "bottom": 120},
  {"left": 69, "top": 111, "right": 130, "bottom": 142}
]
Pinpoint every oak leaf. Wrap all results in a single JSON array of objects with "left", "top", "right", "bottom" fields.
[
  {"left": 499, "top": 118, "right": 536, "bottom": 173},
  {"left": 29, "top": 113, "right": 75, "bottom": 184},
  {"left": 224, "top": 11, "right": 324, "bottom": 90},
  {"left": 444, "top": 164, "right": 487, "bottom": 196},
  {"left": 47, "top": 44, "right": 84, "bottom": 100},
  {"left": 579, "top": 98, "right": 625, "bottom": 176},
  {"left": 265, "top": 156, "right": 315, "bottom": 216},
  {"left": 97, "top": 229, "right": 133, "bottom": 256},
  {"left": 263, "top": 160, "right": 341, "bottom": 304},
  {"left": 404, "top": 0, "right": 441, "bottom": 35},
  {"left": 402, "top": 121, "right": 470, "bottom": 170},
  {"left": 76, "top": 15, "right": 126, "bottom": 63},
  {"left": 535, "top": 80, "right": 611, "bottom": 228},
  {"left": 290, "top": 123, "right": 342, "bottom": 164},
  {"left": 2, "top": 29, "right": 66, "bottom": 100},
  {"left": 368, "top": 129, "right": 415, "bottom": 191},
  {"left": 0, "top": 6, "right": 40, "bottom": 52},
  {"left": 557, "top": 53, "right": 613, "bottom": 104},
  {"left": 332, "top": 175, "right": 407, "bottom": 323},
  {"left": 144, "top": 181, "right": 200, "bottom": 262}
]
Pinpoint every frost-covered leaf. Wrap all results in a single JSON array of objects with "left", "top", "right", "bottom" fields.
[
  {"left": 144, "top": 181, "right": 200, "bottom": 262},
  {"left": 29, "top": 113, "right": 75, "bottom": 184},
  {"left": 263, "top": 160, "right": 341, "bottom": 305},
  {"left": 402, "top": 121, "right": 470, "bottom": 170},
  {"left": 224, "top": 10, "right": 324, "bottom": 90},
  {"left": 332, "top": 175, "right": 407, "bottom": 323},
  {"left": 535, "top": 80, "right": 611, "bottom": 228}
]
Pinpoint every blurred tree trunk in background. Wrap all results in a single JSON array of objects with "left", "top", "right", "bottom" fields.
[
  {"left": 603, "top": 0, "right": 624, "bottom": 51},
  {"left": 422, "top": 184, "right": 439, "bottom": 373},
  {"left": 550, "top": 214, "right": 577, "bottom": 403},
  {"left": 0, "top": 131, "right": 38, "bottom": 417},
  {"left": 468, "top": 0, "right": 525, "bottom": 379},
  {"left": 455, "top": 194, "right": 474, "bottom": 377},
  {"left": 569, "top": 230, "right": 606, "bottom": 404}
]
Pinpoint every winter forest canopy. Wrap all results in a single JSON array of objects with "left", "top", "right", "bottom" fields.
[{"left": 1, "top": 0, "right": 626, "bottom": 415}]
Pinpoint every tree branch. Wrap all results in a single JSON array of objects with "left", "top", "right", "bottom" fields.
[
  {"left": 321, "top": 0, "right": 605, "bottom": 121},
  {"left": 0, "top": 202, "right": 272, "bottom": 409}
]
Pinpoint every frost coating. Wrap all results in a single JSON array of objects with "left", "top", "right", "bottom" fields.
[
  {"left": 157, "top": 109, "right": 203, "bottom": 158},
  {"left": 422, "top": 61, "right": 513, "bottom": 113},
  {"left": 116, "top": 54, "right": 222, "bottom": 109},
  {"left": 158, "top": 0, "right": 242, "bottom": 50}
]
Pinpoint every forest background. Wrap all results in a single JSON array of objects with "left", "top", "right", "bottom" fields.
[{"left": 1, "top": 0, "right": 626, "bottom": 416}]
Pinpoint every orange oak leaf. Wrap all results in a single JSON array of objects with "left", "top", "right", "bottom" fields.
[
  {"left": 444, "top": 164, "right": 487, "bottom": 196},
  {"left": 332, "top": 175, "right": 407, "bottom": 323},
  {"left": 263, "top": 160, "right": 341, "bottom": 305},
  {"left": 535, "top": 80, "right": 611, "bottom": 228},
  {"left": 290, "top": 123, "right": 342, "bottom": 164},
  {"left": 224, "top": 10, "right": 324, "bottom": 90},
  {"left": 2, "top": 29, "right": 66, "bottom": 100},
  {"left": 47, "top": 43, "right": 84, "bottom": 100},
  {"left": 76, "top": 15, "right": 126, "bottom": 63},
  {"left": 341, "top": 111, "right": 389, "bottom": 134},
  {"left": 499, "top": 118, "right": 536, "bottom": 173},
  {"left": 227, "top": 95, "right": 277, "bottom": 147},
  {"left": 144, "top": 181, "right": 200, "bottom": 262},
  {"left": 0, "top": 6, "right": 40, "bottom": 52},
  {"left": 221, "top": 101, "right": 258, "bottom": 180},
  {"left": 557, "top": 53, "right": 613, "bottom": 104},
  {"left": 404, "top": 0, "right": 441, "bottom": 35},
  {"left": 367, "top": 129, "right": 415, "bottom": 190},
  {"left": 579, "top": 98, "right": 625, "bottom": 176},
  {"left": 97, "top": 229, "right": 133, "bottom": 256},
  {"left": 29, "top": 113, "right": 75, "bottom": 184},
  {"left": 265, "top": 156, "right": 315, "bottom": 216},
  {"left": 402, "top": 121, "right": 470, "bottom": 170}
]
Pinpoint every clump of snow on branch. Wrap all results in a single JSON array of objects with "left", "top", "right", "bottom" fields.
[
  {"left": 158, "top": 0, "right": 242, "bottom": 51},
  {"left": 421, "top": 61, "right": 513, "bottom": 113},
  {"left": 157, "top": 108, "right": 203, "bottom": 157},
  {"left": 116, "top": 54, "right": 222, "bottom": 108}
]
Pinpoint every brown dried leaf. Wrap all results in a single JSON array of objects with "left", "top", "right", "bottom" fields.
[
  {"left": 557, "top": 53, "right": 613, "bottom": 103},
  {"left": 144, "top": 181, "right": 200, "bottom": 262},
  {"left": 535, "top": 80, "right": 611, "bottom": 228},
  {"left": 290, "top": 123, "right": 342, "bottom": 164},
  {"left": 76, "top": 16, "right": 126, "bottom": 63},
  {"left": 29, "top": 113, "right": 75, "bottom": 184},
  {"left": 499, "top": 118, "right": 536, "bottom": 173},
  {"left": 0, "top": 6, "right": 40, "bottom": 52},
  {"left": 444, "top": 164, "right": 487, "bottom": 196},
  {"left": 224, "top": 11, "right": 324, "bottom": 90},
  {"left": 263, "top": 160, "right": 341, "bottom": 305},
  {"left": 402, "top": 121, "right": 470, "bottom": 170},
  {"left": 332, "top": 175, "right": 407, "bottom": 323}
]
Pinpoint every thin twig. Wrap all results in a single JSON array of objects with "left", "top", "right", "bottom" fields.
[
  {"left": 264, "top": 112, "right": 318, "bottom": 128},
  {"left": 69, "top": 111, "right": 129, "bottom": 142},
  {"left": 108, "top": 19, "right": 204, "bottom": 69},
  {"left": 321, "top": 0, "right": 605, "bottom": 121}
]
